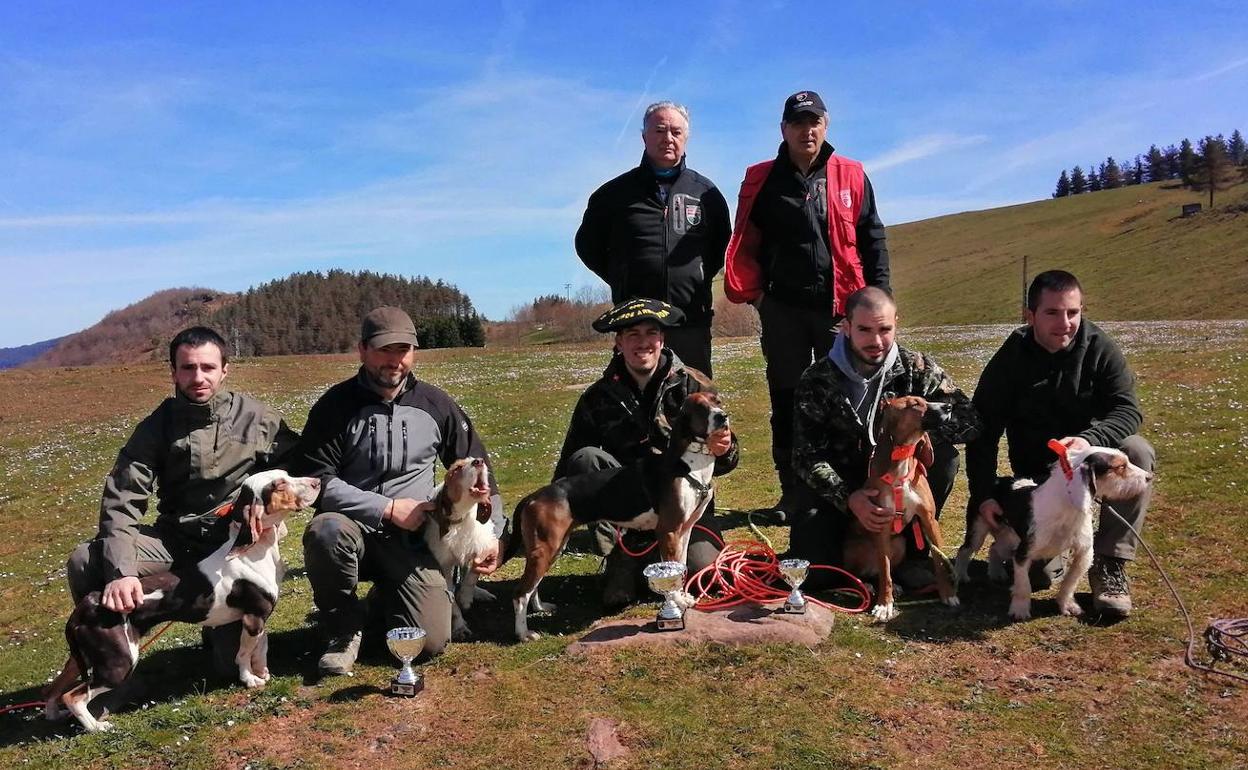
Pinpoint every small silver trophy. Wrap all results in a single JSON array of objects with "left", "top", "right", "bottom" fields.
[
  {"left": 385, "top": 626, "right": 427, "bottom": 697},
  {"left": 778, "top": 558, "right": 810, "bottom": 614},
  {"left": 642, "top": 561, "right": 688, "bottom": 631}
]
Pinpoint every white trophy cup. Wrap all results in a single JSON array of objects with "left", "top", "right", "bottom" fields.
[
  {"left": 385, "top": 626, "right": 427, "bottom": 697},
  {"left": 778, "top": 558, "right": 810, "bottom": 614},
  {"left": 642, "top": 561, "right": 688, "bottom": 631}
]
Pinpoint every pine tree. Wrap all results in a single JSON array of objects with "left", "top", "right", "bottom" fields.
[
  {"left": 1146, "top": 145, "right": 1167, "bottom": 182},
  {"left": 1102, "top": 157, "right": 1122, "bottom": 189},
  {"left": 1163, "top": 144, "right": 1181, "bottom": 179},
  {"left": 1179, "top": 138, "right": 1198, "bottom": 184},
  {"left": 1070, "top": 165, "right": 1087, "bottom": 194},
  {"left": 1088, "top": 166, "right": 1102, "bottom": 192},
  {"left": 1054, "top": 169, "right": 1071, "bottom": 198},
  {"left": 1191, "top": 134, "right": 1241, "bottom": 208},
  {"left": 1131, "top": 154, "right": 1145, "bottom": 184},
  {"left": 1227, "top": 129, "right": 1246, "bottom": 166}
]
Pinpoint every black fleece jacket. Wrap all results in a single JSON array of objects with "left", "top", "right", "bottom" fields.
[
  {"left": 575, "top": 156, "right": 730, "bottom": 326},
  {"left": 966, "top": 320, "right": 1143, "bottom": 506}
]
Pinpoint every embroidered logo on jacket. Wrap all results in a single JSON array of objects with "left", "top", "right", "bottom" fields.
[
  {"left": 671, "top": 193, "right": 702, "bottom": 235},
  {"left": 839, "top": 189, "right": 853, "bottom": 209}
]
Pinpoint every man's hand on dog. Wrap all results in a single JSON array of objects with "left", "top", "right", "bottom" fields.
[
  {"left": 707, "top": 427, "right": 732, "bottom": 457},
  {"left": 471, "top": 540, "right": 502, "bottom": 576},
  {"left": 386, "top": 498, "right": 432, "bottom": 530},
  {"left": 1059, "top": 436, "right": 1091, "bottom": 453},
  {"left": 849, "top": 488, "right": 893, "bottom": 532},
  {"left": 102, "top": 576, "right": 145, "bottom": 612}
]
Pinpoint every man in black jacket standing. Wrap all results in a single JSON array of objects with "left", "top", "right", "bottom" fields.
[
  {"left": 966, "top": 270, "right": 1154, "bottom": 617},
  {"left": 575, "top": 101, "right": 731, "bottom": 376}
]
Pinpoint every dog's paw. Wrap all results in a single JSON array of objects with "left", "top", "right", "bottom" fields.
[
  {"left": 518, "top": 630, "right": 541, "bottom": 642},
  {"left": 943, "top": 595, "right": 961, "bottom": 609},
  {"left": 871, "top": 603, "right": 898, "bottom": 622},
  {"left": 672, "top": 591, "right": 697, "bottom": 610},
  {"left": 240, "top": 671, "right": 268, "bottom": 689},
  {"left": 531, "top": 600, "right": 557, "bottom": 614},
  {"left": 88, "top": 719, "right": 115, "bottom": 733},
  {"left": 1008, "top": 600, "right": 1032, "bottom": 621},
  {"left": 1058, "top": 599, "right": 1083, "bottom": 617},
  {"left": 452, "top": 623, "right": 475, "bottom": 642}
]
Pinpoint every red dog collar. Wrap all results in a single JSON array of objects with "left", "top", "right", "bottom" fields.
[{"left": 1048, "top": 439, "right": 1074, "bottom": 480}]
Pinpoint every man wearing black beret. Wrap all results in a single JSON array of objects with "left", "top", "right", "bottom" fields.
[{"left": 553, "top": 298, "right": 738, "bottom": 607}]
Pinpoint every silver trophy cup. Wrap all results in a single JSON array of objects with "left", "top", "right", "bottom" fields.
[
  {"left": 778, "top": 558, "right": 810, "bottom": 614},
  {"left": 642, "top": 560, "right": 688, "bottom": 631},
  {"left": 385, "top": 626, "right": 427, "bottom": 697}
]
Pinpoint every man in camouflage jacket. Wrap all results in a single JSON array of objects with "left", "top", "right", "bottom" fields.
[
  {"left": 555, "top": 298, "right": 738, "bottom": 606},
  {"left": 790, "top": 289, "right": 980, "bottom": 584},
  {"left": 66, "top": 326, "right": 299, "bottom": 672}
]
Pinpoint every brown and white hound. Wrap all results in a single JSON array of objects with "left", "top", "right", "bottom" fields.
[
  {"left": 507, "top": 390, "right": 728, "bottom": 641},
  {"left": 45, "top": 469, "right": 320, "bottom": 732},
  {"left": 843, "top": 396, "right": 959, "bottom": 622}
]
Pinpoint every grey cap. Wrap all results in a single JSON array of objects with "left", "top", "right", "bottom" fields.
[{"left": 361, "top": 306, "right": 419, "bottom": 348}]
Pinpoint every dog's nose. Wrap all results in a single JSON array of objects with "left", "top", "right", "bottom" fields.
[{"left": 472, "top": 458, "right": 484, "bottom": 467}]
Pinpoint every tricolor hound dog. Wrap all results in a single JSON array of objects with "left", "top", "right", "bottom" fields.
[
  {"left": 423, "top": 457, "right": 497, "bottom": 641},
  {"left": 508, "top": 390, "right": 728, "bottom": 641},
  {"left": 953, "top": 444, "right": 1152, "bottom": 620},
  {"left": 45, "top": 469, "right": 320, "bottom": 732},
  {"left": 842, "top": 396, "right": 958, "bottom": 622}
]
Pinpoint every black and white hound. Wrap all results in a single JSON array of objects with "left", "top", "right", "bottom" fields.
[{"left": 953, "top": 445, "right": 1152, "bottom": 620}]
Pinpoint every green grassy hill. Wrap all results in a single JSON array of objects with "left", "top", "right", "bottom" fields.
[{"left": 886, "top": 181, "right": 1248, "bottom": 324}]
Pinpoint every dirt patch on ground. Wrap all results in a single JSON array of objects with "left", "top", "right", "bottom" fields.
[{"left": 565, "top": 604, "right": 835, "bottom": 655}]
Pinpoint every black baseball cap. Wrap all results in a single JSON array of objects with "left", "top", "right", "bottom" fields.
[
  {"left": 361, "top": 306, "right": 419, "bottom": 348},
  {"left": 782, "top": 90, "right": 827, "bottom": 122},
  {"left": 591, "top": 298, "right": 686, "bottom": 333}
]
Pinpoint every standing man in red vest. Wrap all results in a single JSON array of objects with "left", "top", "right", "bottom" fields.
[{"left": 725, "top": 90, "right": 891, "bottom": 523}]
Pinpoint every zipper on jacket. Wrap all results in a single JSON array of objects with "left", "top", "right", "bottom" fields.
[
  {"left": 662, "top": 201, "right": 671, "bottom": 302},
  {"left": 401, "top": 420, "right": 409, "bottom": 471},
  {"left": 386, "top": 411, "right": 395, "bottom": 480},
  {"left": 369, "top": 416, "right": 378, "bottom": 469}
]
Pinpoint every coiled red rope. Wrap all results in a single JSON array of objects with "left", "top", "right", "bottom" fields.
[{"left": 615, "top": 523, "right": 872, "bottom": 613}]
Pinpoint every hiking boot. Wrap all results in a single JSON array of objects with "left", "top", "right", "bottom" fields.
[
  {"left": 1089, "top": 555, "right": 1132, "bottom": 617},
  {"left": 318, "top": 630, "right": 363, "bottom": 676}
]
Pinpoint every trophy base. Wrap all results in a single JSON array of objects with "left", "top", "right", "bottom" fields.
[
  {"left": 390, "top": 677, "right": 424, "bottom": 697},
  {"left": 780, "top": 601, "right": 807, "bottom": 615},
  {"left": 655, "top": 613, "right": 686, "bottom": 631}
]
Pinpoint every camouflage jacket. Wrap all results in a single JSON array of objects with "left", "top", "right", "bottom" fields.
[
  {"left": 553, "top": 350, "right": 739, "bottom": 480},
  {"left": 97, "top": 390, "right": 300, "bottom": 581},
  {"left": 793, "top": 344, "right": 981, "bottom": 511}
]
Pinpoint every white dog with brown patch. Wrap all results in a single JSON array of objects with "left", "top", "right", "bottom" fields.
[
  {"left": 423, "top": 457, "right": 497, "bottom": 640},
  {"left": 953, "top": 446, "right": 1152, "bottom": 620}
]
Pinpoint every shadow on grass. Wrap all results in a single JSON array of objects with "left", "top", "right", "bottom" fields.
[
  {"left": 461, "top": 572, "right": 607, "bottom": 643},
  {"left": 0, "top": 625, "right": 324, "bottom": 747}
]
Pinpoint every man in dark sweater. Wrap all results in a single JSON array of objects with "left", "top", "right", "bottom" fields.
[
  {"left": 575, "top": 101, "right": 731, "bottom": 376},
  {"left": 966, "top": 270, "right": 1155, "bottom": 617},
  {"left": 725, "top": 90, "right": 890, "bottom": 522}
]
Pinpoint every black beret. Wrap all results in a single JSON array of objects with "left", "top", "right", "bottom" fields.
[{"left": 591, "top": 298, "right": 686, "bottom": 333}]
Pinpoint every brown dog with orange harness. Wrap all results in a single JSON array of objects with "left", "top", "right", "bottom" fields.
[{"left": 842, "top": 396, "right": 959, "bottom": 621}]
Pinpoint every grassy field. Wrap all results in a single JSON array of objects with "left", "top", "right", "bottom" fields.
[
  {"left": 881, "top": 181, "right": 1248, "bottom": 325},
  {"left": 1, "top": 323, "right": 1246, "bottom": 769}
]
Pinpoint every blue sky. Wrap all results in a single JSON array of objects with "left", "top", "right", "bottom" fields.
[{"left": 2, "top": 1, "right": 1246, "bottom": 347}]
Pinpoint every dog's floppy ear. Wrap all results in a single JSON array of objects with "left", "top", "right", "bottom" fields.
[
  {"left": 916, "top": 432, "right": 935, "bottom": 468},
  {"left": 1080, "top": 451, "right": 1111, "bottom": 496}
]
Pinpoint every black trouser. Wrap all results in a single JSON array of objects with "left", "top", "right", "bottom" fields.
[
  {"left": 302, "top": 514, "right": 452, "bottom": 660},
  {"left": 565, "top": 446, "right": 722, "bottom": 576},
  {"left": 758, "top": 295, "right": 838, "bottom": 495},
  {"left": 786, "top": 440, "right": 961, "bottom": 590},
  {"left": 663, "top": 324, "right": 713, "bottom": 378}
]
